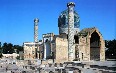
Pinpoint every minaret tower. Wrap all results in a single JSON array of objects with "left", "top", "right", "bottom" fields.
[
  {"left": 34, "top": 18, "right": 39, "bottom": 42},
  {"left": 67, "top": 2, "right": 75, "bottom": 61}
]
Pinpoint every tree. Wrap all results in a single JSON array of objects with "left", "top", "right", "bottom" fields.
[
  {"left": 7, "top": 43, "right": 14, "bottom": 54},
  {"left": 105, "top": 39, "right": 116, "bottom": 59},
  {"left": 0, "top": 42, "right": 1, "bottom": 48},
  {"left": 0, "top": 53, "right": 3, "bottom": 58},
  {"left": 2, "top": 42, "right": 8, "bottom": 54},
  {"left": 0, "top": 42, "right": 2, "bottom": 53},
  {"left": 2, "top": 43, "right": 14, "bottom": 54},
  {"left": 13, "top": 45, "right": 23, "bottom": 54}
]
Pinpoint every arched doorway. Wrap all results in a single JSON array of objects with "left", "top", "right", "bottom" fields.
[
  {"left": 74, "top": 35, "right": 79, "bottom": 44},
  {"left": 90, "top": 31, "right": 100, "bottom": 61},
  {"left": 74, "top": 35, "right": 79, "bottom": 59}
]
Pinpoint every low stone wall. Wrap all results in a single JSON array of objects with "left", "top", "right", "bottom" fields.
[
  {"left": 42, "top": 59, "right": 53, "bottom": 64},
  {"left": 3, "top": 53, "right": 19, "bottom": 59}
]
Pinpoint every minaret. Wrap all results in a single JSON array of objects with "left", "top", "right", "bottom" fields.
[
  {"left": 34, "top": 18, "right": 39, "bottom": 42},
  {"left": 67, "top": 2, "right": 75, "bottom": 61}
]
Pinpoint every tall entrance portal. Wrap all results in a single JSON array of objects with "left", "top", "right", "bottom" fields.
[{"left": 90, "top": 31, "right": 100, "bottom": 61}]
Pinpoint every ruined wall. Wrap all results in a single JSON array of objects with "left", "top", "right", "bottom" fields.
[
  {"left": 23, "top": 42, "right": 40, "bottom": 60},
  {"left": 77, "top": 28, "right": 105, "bottom": 61},
  {"left": 100, "top": 38, "right": 105, "bottom": 61},
  {"left": 55, "top": 37, "right": 68, "bottom": 63},
  {"left": 24, "top": 44, "right": 35, "bottom": 60},
  {"left": 78, "top": 36, "right": 90, "bottom": 61}
]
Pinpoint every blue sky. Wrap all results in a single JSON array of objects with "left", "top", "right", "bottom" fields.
[{"left": 0, "top": 0, "right": 116, "bottom": 45}]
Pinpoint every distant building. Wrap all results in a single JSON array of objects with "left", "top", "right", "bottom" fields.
[
  {"left": 23, "top": 18, "right": 41, "bottom": 60},
  {"left": 23, "top": 2, "right": 105, "bottom": 62},
  {"left": 42, "top": 33, "right": 54, "bottom": 60},
  {"left": 23, "top": 42, "right": 40, "bottom": 60},
  {"left": 2, "top": 53, "right": 19, "bottom": 59}
]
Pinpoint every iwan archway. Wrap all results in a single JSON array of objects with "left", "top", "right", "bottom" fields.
[{"left": 90, "top": 31, "right": 100, "bottom": 61}]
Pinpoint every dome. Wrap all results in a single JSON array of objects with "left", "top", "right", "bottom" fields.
[
  {"left": 58, "top": 9, "right": 80, "bottom": 28},
  {"left": 58, "top": 9, "right": 80, "bottom": 34}
]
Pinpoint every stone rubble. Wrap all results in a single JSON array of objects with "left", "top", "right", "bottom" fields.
[{"left": 0, "top": 58, "right": 116, "bottom": 73}]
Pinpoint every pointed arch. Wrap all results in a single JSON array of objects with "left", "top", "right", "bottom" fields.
[{"left": 90, "top": 31, "right": 100, "bottom": 61}]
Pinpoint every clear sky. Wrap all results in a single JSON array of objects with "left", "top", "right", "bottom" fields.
[{"left": 0, "top": 0, "right": 116, "bottom": 45}]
